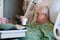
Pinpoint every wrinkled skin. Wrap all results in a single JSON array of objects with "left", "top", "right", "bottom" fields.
[{"left": 36, "top": 6, "right": 48, "bottom": 24}]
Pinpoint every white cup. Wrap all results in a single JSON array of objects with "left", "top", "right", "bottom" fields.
[{"left": 21, "top": 18, "right": 28, "bottom": 25}]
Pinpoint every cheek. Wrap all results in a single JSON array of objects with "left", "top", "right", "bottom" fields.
[{"left": 36, "top": 16, "right": 41, "bottom": 22}]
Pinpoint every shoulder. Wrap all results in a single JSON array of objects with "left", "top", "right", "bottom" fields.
[{"left": 39, "top": 22, "right": 54, "bottom": 32}]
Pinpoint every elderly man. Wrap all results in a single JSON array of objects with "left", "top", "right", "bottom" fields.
[{"left": 19, "top": 4, "right": 56, "bottom": 40}]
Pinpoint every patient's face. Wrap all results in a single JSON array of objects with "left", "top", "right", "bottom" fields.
[{"left": 36, "top": 6, "right": 48, "bottom": 24}]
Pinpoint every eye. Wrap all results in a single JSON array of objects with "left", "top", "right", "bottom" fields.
[{"left": 36, "top": 13, "right": 39, "bottom": 16}]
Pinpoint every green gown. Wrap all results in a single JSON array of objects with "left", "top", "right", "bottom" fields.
[{"left": 19, "top": 22, "right": 56, "bottom": 40}]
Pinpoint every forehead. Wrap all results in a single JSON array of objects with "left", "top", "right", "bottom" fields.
[
  {"left": 37, "top": 6, "right": 48, "bottom": 13},
  {"left": 37, "top": 5, "right": 48, "bottom": 10}
]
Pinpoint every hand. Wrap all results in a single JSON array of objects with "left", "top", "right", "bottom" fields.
[{"left": 20, "top": 16, "right": 26, "bottom": 20}]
